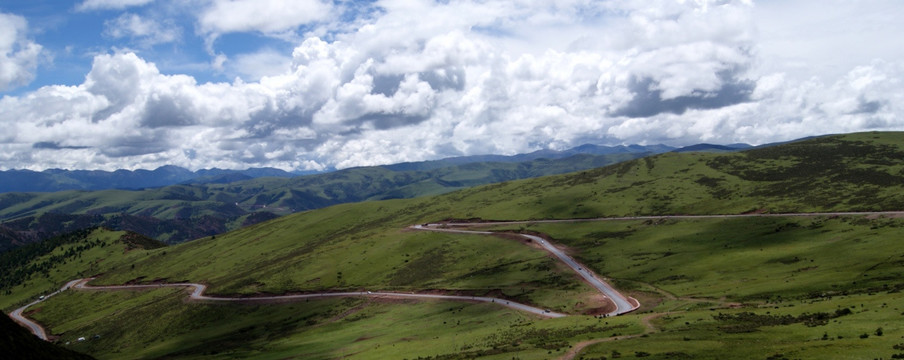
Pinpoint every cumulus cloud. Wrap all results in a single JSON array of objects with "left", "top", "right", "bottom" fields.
[
  {"left": 1, "top": 0, "right": 903, "bottom": 171},
  {"left": 0, "top": 12, "right": 43, "bottom": 92},
  {"left": 229, "top": 49, "right": 292, "bottom": 82},
  {"left": 199, "top": 0, "right": 332, "bottom": 36},
  {"left": 104, "top": 13, "right": 180, "bottom": 47}
]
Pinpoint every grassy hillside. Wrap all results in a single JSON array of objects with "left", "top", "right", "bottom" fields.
[
  {"left": 431, "top": 132, "right": 904, "bottom": 220},
  {"left": 5, "top": 131, "right": 904, "bottom": 359},
  {"left": 0, "top": 152, "right": 644, "bottom": 247},
  {"left": 0, "top": 228, "right": 163, "bottom": 310},
  {"left": 479, "top": 215, "right": 904, "bottom": 359}
]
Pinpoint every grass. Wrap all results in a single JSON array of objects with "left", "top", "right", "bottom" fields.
[
  {"left": 580, "top": 292, "right": 904, "bottom": 359},
  {"left": 91, "top": 200, "right": 601, "bottom": 312},
  {"left": 472, "top": 215, "right": 904, "bottom": 358},
  {"left": 7, "top": 131, "right": 904, "bottom": 358},
  {"left": 0, "top": 228, "right": 129, "bottom": 310},
  {"left": 30, "top": 287, "right": 643, "bottom": 360},
  {"left": 19, "top": 214, "right": 904, "bottom": 359},
  {"left": 501, "top": 216, "right": 904, "bottom": 301}
]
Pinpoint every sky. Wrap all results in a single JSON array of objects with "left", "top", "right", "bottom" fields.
[{"left": 0, "top": 0, "right": 902, "bottom": 171}]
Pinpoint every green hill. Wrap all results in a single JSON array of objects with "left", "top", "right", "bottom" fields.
[
  {"left": 4, "top": 132, "right": 904, "bottom": 359},
  {"left": 0, "top": 152, "right": 644, "bottom": 247}
]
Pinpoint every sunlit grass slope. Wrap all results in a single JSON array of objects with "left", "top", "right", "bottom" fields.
[
  {"left": 434, "top": 131, "right": 904, "bottom": 219},
  {"left": 472, "top": 213, "right": 904, "bottom": 359},
  {"left": 95, "top": 199, "right": 600, "bottom": 313},
  {"left": 6, "top": 131, "right": 904, "bottom": 359},
  {"left": 31, "top": 288, "right": 642, "bottom": 360}
]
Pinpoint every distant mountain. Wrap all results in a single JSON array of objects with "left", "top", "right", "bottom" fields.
[
  {"left": 672, "top": 143, "right": 752, "bottom": 153},
  {"left": 0, "top": 144, "right": 679, "bottom": 193},
  {"left": 0, "top": 152, "right": 649, "bottom": 248},
  {"left": 0, "top": 140, "right": 778, "bottom": 249},
  {"left": 0, "top": 167, "right": 297, "bottom": 193},
  {"left": 383, "top": 144, "right": 674, "bottom": 171}
]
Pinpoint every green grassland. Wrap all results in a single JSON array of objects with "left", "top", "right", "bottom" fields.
[
  {"left": 90, "top": 199, "right": 603, "bottom": 313},
  {"left": 486, "top": 216, "right": 904, "bottom": 301},
  {"left": 5, "top": 132, "right": 904, "bottom": 358},
  {"left": 477, "top": 215, "right": 904, "bottom": 359},
  {"left": 580, "top": 291, "right": 904, "bottom": 360},
  {"left": 430, "top": 132, "right": 904, "bottom": 220},
  {"left": 29, "top": 288, "right": 643, "bottom": 359}
]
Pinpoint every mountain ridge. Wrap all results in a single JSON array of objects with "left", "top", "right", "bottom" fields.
[
  {"left": 0, "top": 166, "right": 299, "bottom": 193},
  {"left": 1, "top": 142, "right": 749, "bottom": 193},
  {"left": 0, "top": 152, "right": 654, "bottom": 248}
]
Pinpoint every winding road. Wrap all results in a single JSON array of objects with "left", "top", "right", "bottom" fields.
[
  {"left": 72, "top": 278, "right": 567, "bottom": 317},
  {"left": 9, "top": 274, "right": 568, "bottom": 341},
  {"left": 10, "top": 211, "right": 901, "bottom": 341},
  {"left": 412, "top": 224, "right": 638, "bottom": 315},
  {"left": 8, "top": 279, "right": 84, "bottom": 341}
]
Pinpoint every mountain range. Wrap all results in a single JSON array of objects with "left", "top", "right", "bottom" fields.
[
  {"left": 0, "top": 142, "right": 765, "bottom": 251},
  {"left": 0, "top": 166, "right": 300, "bottom": 193},
  {"left": 0, "top": 144, "right": 683, "bottom": 250},
  {"left": 0, "top": 143, "right": 725, "bottom": 194}
]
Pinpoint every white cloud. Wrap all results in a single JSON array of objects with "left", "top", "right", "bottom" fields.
[
  {"left": 199, "top": 0, "right": 332, "bottom": 36},
  {"left": 0, "top": 12, "right": 43, "bottom": 92},
  {"left": 104, "top": 13, "right": 180, "bottom": 47},
  {"left": 77, "top": 0, "right": 155, "bottom": 11},
  {"left": 753, "top": 0, "right": 904, "bottom": 81},
  {"left": 1, "top": 0, "right": 904, "bottom": 171},
  {"left": 229, "top": 49, "right": 291, "bottom": 82}
]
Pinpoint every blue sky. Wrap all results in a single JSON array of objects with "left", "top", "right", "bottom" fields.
[
  {"left": 1, "top": 0, "right": 903, "bottom": 171},
  {"left": 1, "top": 0, "right": 314, "bottom": 92}
]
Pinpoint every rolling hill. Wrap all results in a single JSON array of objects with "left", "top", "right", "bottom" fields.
[
  {"left": 0, "top": 151, "right": 654, "bottom": 248},
  {"left": 4, "top": 131, "right": 904, "bottom": 359}
]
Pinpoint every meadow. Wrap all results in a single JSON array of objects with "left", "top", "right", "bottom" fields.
[{"left": 5, "top": 132, "right": 904, "bottom": 358}]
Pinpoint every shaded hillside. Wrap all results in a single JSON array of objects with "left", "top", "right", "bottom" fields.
[
  {"left": 1, "top": 315, "right": 95, "bottom": 360},
  {"left": 0, "top": 212, "right": 252, "bottom": 251},
  {"left": 0, "top": 228, "right": 165, "bottom": 293},
  {"left": 0, "top": 152, "right": 649, "bottom": 248}
]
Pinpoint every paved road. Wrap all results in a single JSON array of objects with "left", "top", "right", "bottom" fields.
[
  {"left": 9, "top": 279, "right": 84, "bottom": 341},
  {"left": 413, "top": 224, "right": 639, "bottom": 315},
  {"left": 520, "top": 234, "right": 635, "bottom": 315},
  {"left": 12, "top": 211, "right": 899, "bottom": 340},
  {"left": 11, "top": 278, "right": 566, "bottom": 340},
  {"left": 74, "top": 278, "right": 566, "bottom": 317}
]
